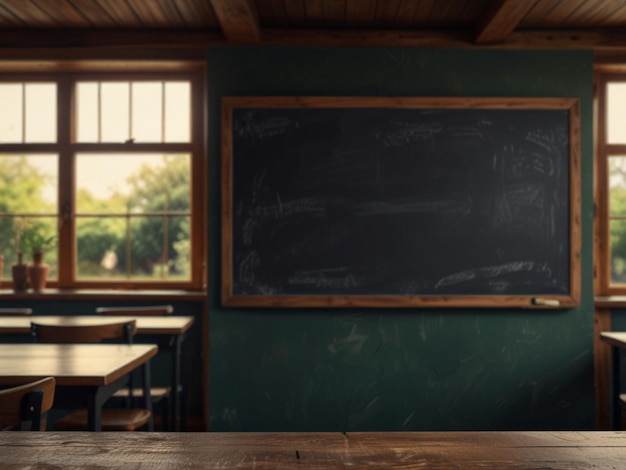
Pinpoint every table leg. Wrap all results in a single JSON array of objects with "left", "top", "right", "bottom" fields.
[
  {"left": 87, "top": 389, "right": 105, "bottom": 431},
  {"left": 611, "top": 345, "right": 621, "bottom": 430},
  {"left": 172, "top": 333, "right": 185, "bottom": 431},
  {"left": 142, "top": 360, "right": 154, "bottom": 432}
]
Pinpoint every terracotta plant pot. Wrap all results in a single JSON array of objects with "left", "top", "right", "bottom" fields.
[
  {"left": 12, "top": 254, "right": 29, "bottom": 292},
  {"left": 29, "top": 252, "right": 49, "bottom": 292},
  {"left": 28, "top": 263, "right": 49, "bottom": 292}
]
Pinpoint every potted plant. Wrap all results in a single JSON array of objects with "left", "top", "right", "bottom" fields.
[
  {"left": 18, "top": 225, "right": 56, "bottom": 292},
  {"left": 20, "top": 228, "right": 55, "bottom": 265}
]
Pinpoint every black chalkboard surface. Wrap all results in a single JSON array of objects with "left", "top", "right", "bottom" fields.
[{"left": 221, "top": 97, "right": 581, "bottom": 308}]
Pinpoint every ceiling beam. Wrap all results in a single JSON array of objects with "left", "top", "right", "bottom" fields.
[
  {"left": 475, "top": 0, "right": 537, "bottom": 45},
  {"left": 0, "top": 29, "right": 225, "bottom": 48},
  {"left": 208, "top": 0, "right": 260, "bottom": 44},
  {"left": 260, "top": 28, "right": 626, "bottom": 50},
  {"left": 0, "top": 28, "right": 625, "bottom": 51}
]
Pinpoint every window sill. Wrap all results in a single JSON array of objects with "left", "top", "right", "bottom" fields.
[
  {"left": 594, "top": 296, "right": 626, "bottom": 308},
  {"left": 0, "top": 288, "right": 207, "bottom": 302}
]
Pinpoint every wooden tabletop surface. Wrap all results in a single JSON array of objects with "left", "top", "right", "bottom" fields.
[
  {"left": 0, "top": 431, "right": 624, "bottom": 469},
  {"left": 599, "top": 331, "right": 626, "bottom": 348},
  {"left": 0, "top": 343, "right": 157, "bottom": 386},
  {"left": 0, "top": 315, "right": 194, "bottom": 335}
]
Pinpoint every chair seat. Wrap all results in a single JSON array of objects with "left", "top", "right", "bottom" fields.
[
  {"left": 54, "top": 408, "right": 152, "bottom": 431},
  {"left": 110, "top": 386, "right": 172, "bottom": 431}
]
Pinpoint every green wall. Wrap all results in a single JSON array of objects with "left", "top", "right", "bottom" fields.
[{"left": 207, "top": 47, "right": 595, "bottom": 431}]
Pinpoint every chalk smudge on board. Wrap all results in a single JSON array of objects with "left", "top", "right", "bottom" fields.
[{"left": 436, "top": 261, "right": 539, "bottom": 289}]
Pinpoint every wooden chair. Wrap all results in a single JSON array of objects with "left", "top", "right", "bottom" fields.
[
  {"left": 0, "top": 376, "right": 56, "bottom": 431},
  {"left": 0, "top": 308, "right": 32, "bottom": 315},
  {"left": 95, "top": 305, "right": 173, "bottom": 430},
  {"left": 30, "top": 320, "right": 153, "bottom": 432}
]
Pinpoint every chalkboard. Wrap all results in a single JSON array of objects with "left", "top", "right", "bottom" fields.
[{"left": 221, "top": 97, "right": 581, "bottom": 308}]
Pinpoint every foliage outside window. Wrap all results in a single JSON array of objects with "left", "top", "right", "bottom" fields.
[{"left": 0, "top": 69, "right": 206, "bottom": 290}]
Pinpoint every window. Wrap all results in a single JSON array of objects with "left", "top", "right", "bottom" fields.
[
  {"left": 0, "top": 66, "right": 206, "bottom": 290},
  {"left": 596, "top": 69, "right": 626, "bottom": 294}
]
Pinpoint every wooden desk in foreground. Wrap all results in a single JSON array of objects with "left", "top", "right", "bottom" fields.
[{"left": 1, "top": 431, "right": 624, "bottom": 468}]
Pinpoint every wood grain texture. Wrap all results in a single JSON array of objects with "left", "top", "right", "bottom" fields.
[
  {"left": 0, "top": 288, "right": 206, "bottom": 301},
  {"left": 125, "top": 0, "right": 186, "bottom": 28},
  {"left": 32, "top": 0, "right": 91, "bottom": 27},
  {"left": 173, "top": 0, "right": 218, "bottom": 27},
  {"left": 31, "top": 319, "right": 138, "bottom": 343},
  {"left": 1, "top": 431, "right": 626, "bottom": 468},
  {"left": 0, "top": 376, "right": 55, "bottom": 431},
  {"left": 0, "top": 0, "right": 625, "bottom": 49},
  {"left": 1, "top": 26, "right": 626, "bottom": 49},
  {"left": 282, "top": 0, "right": 306, "bottom": 27},
  {"left": 345, "top": 0, "right": 376, "bottom": 27},
  {"left": 0, "top": 315, "right": 194, "bottom": 335},
  {"left": 599, "top": 330, "right": 626, "bottom": 430},
  {"left": 595, "top": 296, "right": 626, "bottom": 308},
  {"left": 569, "top": 99, "right": 582, "bottom": 306},
  {"left": 599, "top": 330, "right": 626, "bottom": 349},
  {"left": 475, "top": 0, "right": 537, "bottom": 44},
  {"left": 0, "top": 343, "right": 156, "bottom": 386},
  {"left": 209, "top": 0, "right": 261, "bottom": 43},
  {"left": 0, "top": 308, "right": 32, "bottom": 315}
]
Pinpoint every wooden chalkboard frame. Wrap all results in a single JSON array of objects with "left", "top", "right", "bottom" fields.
[{"left": 221, "top": 97, "right": 581, "bottom": 308}]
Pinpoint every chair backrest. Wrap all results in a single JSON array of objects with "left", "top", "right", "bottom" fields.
[
  {"left": 0, "top": 377, "right": 56, "bottom": 431},
  {"left": 31, "top": 320, "right": 137, "bottom": 344},
  {"left": 0, "top": 308, "right": 32, "bottom": 316},
  {"left": 95, "top": 305, "right": 173, "bottom": 316}
]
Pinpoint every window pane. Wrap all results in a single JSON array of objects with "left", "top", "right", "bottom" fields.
[
  {"left": 25, "top": 83, "right": 56, "bottom": 143},
  {"left": 170, "top": 215, "right": 191, "bottom": 279},
  {"left": 130, "top": 215, "right": 191, "bottom": 281},
  {"left": 132, "top": 82, "right": 162, "bottom": 142},
  {"left": 75, "top": 152, "right": 191, "bottom": 282},
  {"left": 610, "top": 156, "right": 626, "bottom": 216},
  {"left": 611, "top": 219, "right": 626, "bottom": 284},
  {"left": 0, "top": 153, "right": 58, "bottom": 274},
  {"left": 0, "top": 84, "right": 22, "bottom": 142},
  {"left": 101, "top": 82, "right": 129, "bottom": 142},
  {"left": 0, "top": 154, "right": 58, "bottom": 213},
  {"left": 76, "top": 216, "right": 125, "bottom": 279},
  {"left": 76, "top": 82, "right": 99, "bottom": 142},
  {"left": 165, "top": 82, "right": 190, "bottom": 142},
  {"left": 75, "top": 153, "right": 191, "bottom": 214},
  {"left": 611, "top": 156, "right": 626, "bottom": 283},
  {"left": 607, "top": 82, "right": 626, "bottom": 144},
  {"left": 75, "top": 215, "right": 190, "bottom": 281}
]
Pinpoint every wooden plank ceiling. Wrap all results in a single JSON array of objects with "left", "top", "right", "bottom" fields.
[{"left": 0, "top": 0, "right": 625, "bottom": 49}]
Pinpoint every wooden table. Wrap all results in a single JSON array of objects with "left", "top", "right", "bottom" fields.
[
  {"left": 599, "top": 331, "right": 626, "bottom": 429},
  {"left": 0, "top": 343, "right": 157, "bottom": 431},
  {"left": 0, "top": 315, "right": 194, "bottom": 431},
  {"left": 0, "top": 315, "right": 194, "bottom": 336},
  {"left": 0, "top": 431, "right": 624, "bottom": 468}
]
